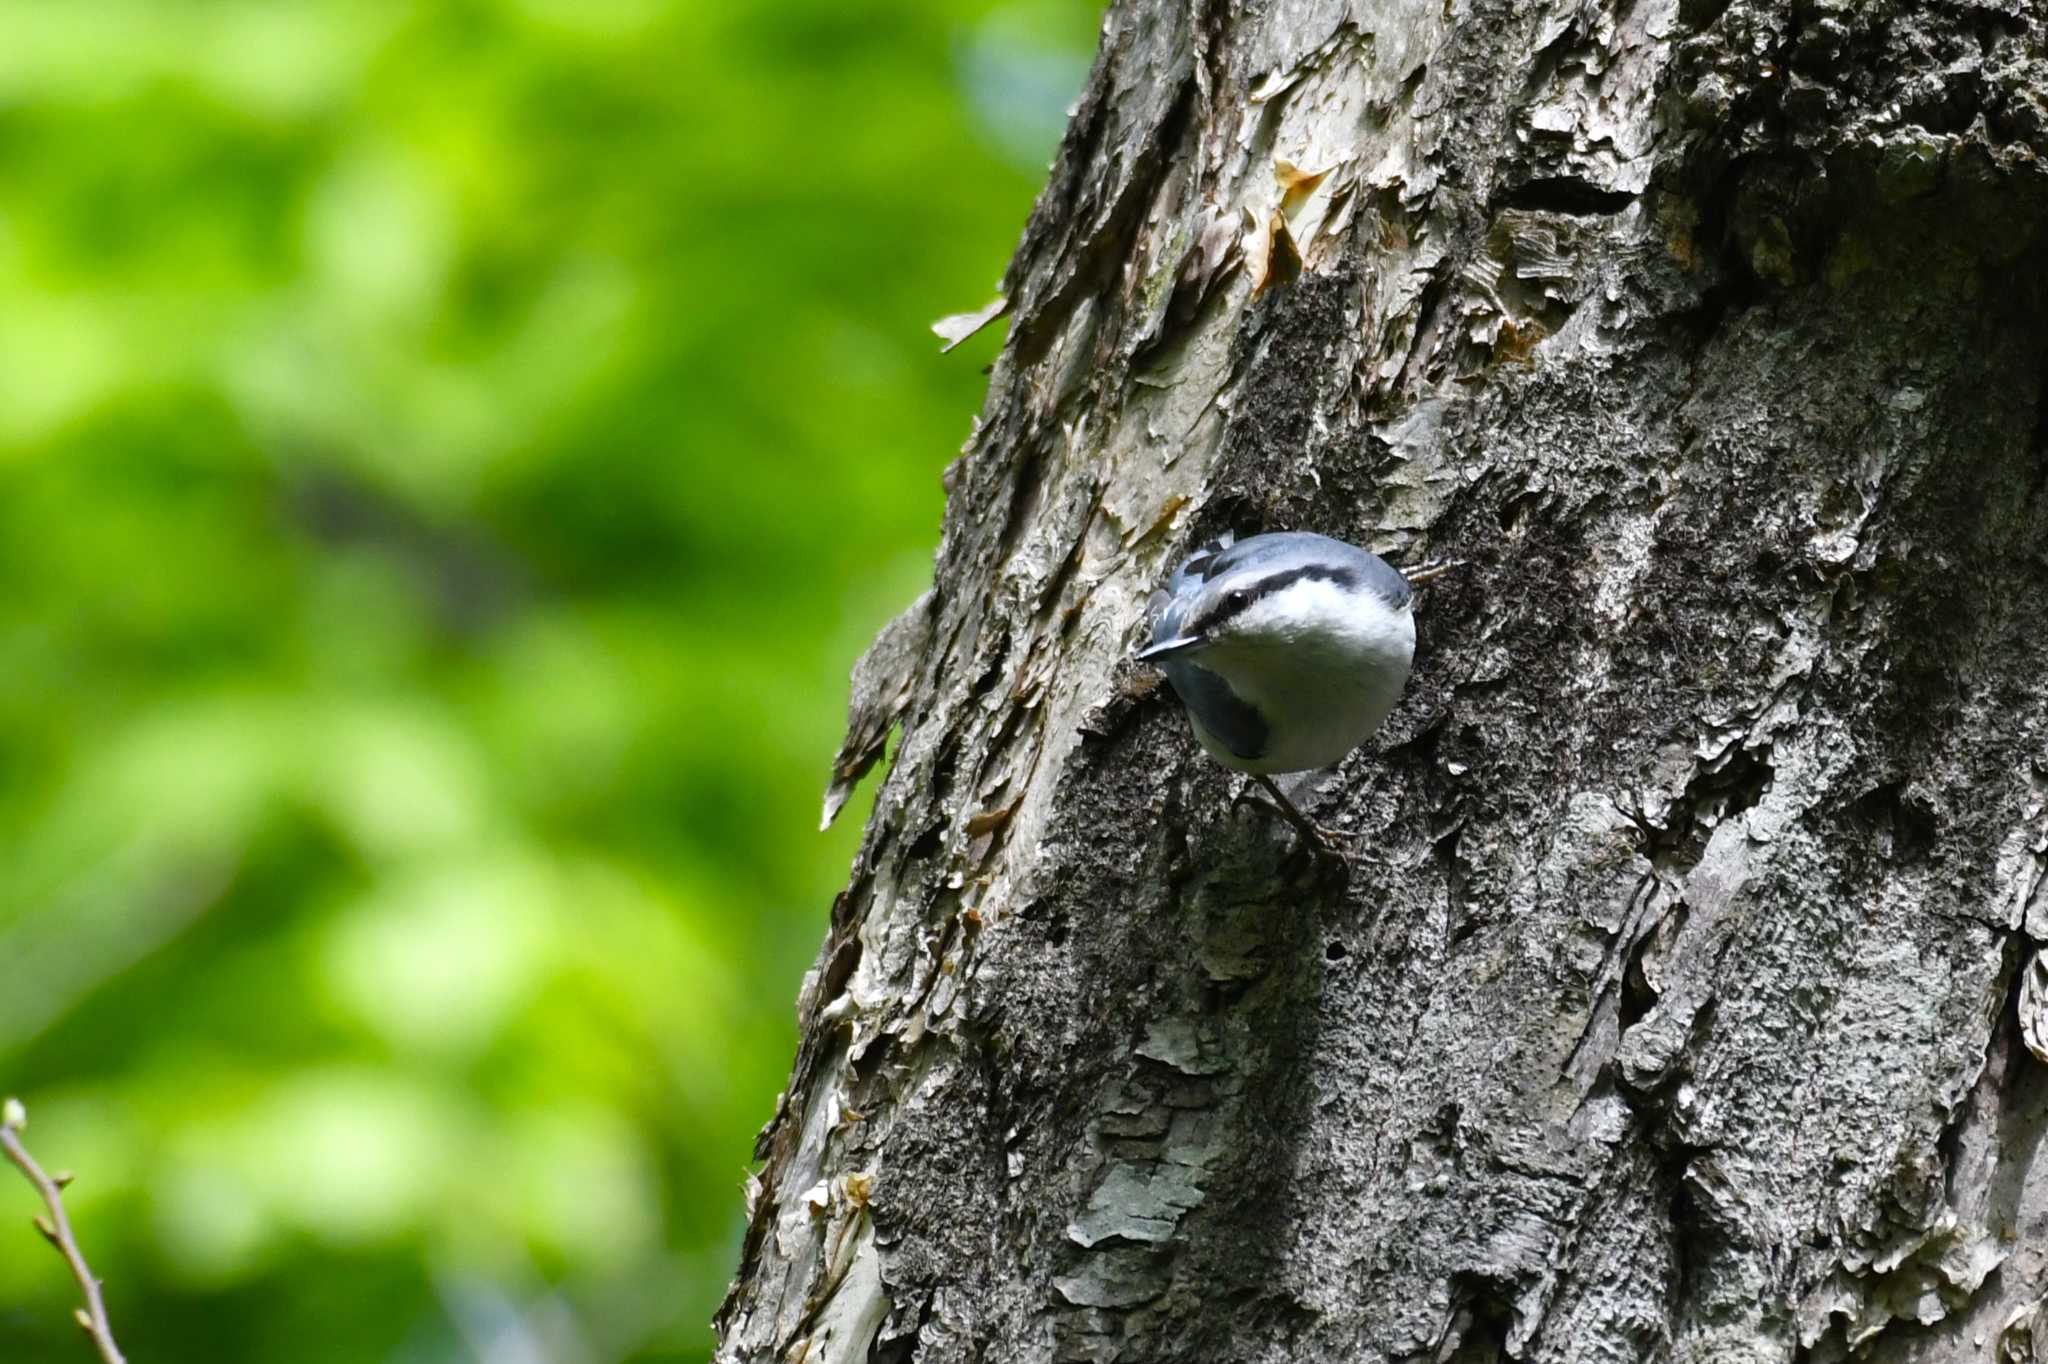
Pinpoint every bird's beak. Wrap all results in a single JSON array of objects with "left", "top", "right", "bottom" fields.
[{"left": 1136, "top": 635, "right": 1204, "bottom": 663}]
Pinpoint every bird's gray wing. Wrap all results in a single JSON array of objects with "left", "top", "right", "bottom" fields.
[
  {"left": 1150, "top": 530, "right": 1235, "bottom": 646},
  {"left": 1148, "top": 532, "right": 1267, "bottom": 759},
  {"left": 1159, "top": 660, "right": 1268, "bottom": 760}
]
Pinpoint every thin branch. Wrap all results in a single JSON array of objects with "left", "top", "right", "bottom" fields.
[{"left": 1, "top": 1098, "right": 127, "bottom": 1364}]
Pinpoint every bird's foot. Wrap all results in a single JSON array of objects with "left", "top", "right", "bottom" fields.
[
  {"left": 1235, "top": 777, "right": 1364, "bottom": 867},
  {"left": 1307, "top": 820, "right": 1367, "bottom": 861},
  {"left": 1300, "top": 821, "right": 1369, "bottom": 868}
]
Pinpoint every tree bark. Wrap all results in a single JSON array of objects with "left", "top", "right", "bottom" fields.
[{"left": 718, "top": 0, "right": 2048, "bottom": 1359}]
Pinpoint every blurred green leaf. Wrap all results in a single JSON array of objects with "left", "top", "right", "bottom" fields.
[{"left": 0, "top": 0, "right": 1098, "bottom": 1359}]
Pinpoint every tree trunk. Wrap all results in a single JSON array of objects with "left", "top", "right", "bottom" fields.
[{"left": 717, "top": 0, "right": 2048, "bottom": 1359}]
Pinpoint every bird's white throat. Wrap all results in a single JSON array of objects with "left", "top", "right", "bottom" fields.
[{"left": 1195, "top": 578, "right": 1415, "bottom": 773}]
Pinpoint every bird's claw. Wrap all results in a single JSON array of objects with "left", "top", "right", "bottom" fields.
[
  {"left": 1295, "top": 820, "right": 1365, "bottom": 868},
  {"left": 1234, "top": 778, "right": 1365, "bottom": 867}
]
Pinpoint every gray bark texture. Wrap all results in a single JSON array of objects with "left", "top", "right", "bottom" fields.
[{"left": 717, "top": 0, "right": 2048, "bottom": 1359}]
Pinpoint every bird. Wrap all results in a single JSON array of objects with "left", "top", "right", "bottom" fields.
[{"left": 1136, "top": 530, "right": 1449, "bottom": 857}]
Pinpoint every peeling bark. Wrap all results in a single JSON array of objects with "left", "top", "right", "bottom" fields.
[{"left": 718, "top": 0, "right": 2048, "bottom": 1360}]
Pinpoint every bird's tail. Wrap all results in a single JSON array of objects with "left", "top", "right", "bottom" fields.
[{"left": 1176, "top": 529, "right": 1236, "bottom": 584}]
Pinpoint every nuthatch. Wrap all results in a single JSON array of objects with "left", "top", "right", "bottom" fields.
[{"left": 1138, "top": 530, "right": 1451, "bottom": 856}]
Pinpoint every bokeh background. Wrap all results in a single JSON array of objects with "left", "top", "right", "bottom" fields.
[{"left": 0, "top": 2, "right": 1092, "bottom": 1359}]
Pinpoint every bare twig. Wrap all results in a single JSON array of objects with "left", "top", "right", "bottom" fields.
[{"left": 1, "top": 1098, "right": 127, "bottom": 1364}]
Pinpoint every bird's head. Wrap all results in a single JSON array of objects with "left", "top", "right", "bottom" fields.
[{"left": 1140, "top": 561, "right": 1381, "bottom": 665}]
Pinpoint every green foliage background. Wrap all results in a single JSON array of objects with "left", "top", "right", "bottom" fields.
[{"left": 0, "top": 2, "right": 1089, "bottom": 1359}]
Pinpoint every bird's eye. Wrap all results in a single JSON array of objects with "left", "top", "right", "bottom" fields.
[{"left": 1226, "top": 589, "right": 1249, "bottom": 610}]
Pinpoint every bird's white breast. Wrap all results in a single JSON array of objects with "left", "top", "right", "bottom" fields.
[{"left": 1193, "top": 578, "right": 1415, "bottom": 774}]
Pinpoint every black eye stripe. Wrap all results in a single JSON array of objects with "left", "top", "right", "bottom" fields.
[{"left": 1194, "top": 564, "right": 1364, "bottom": 634}]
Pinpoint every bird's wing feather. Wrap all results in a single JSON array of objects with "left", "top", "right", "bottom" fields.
[
  {"left": 1151, "top": 530, "right": 1234, "bottom": 645},
  {"left": 1159, "top": 660, "right": 1268, "bottom": 760}
]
